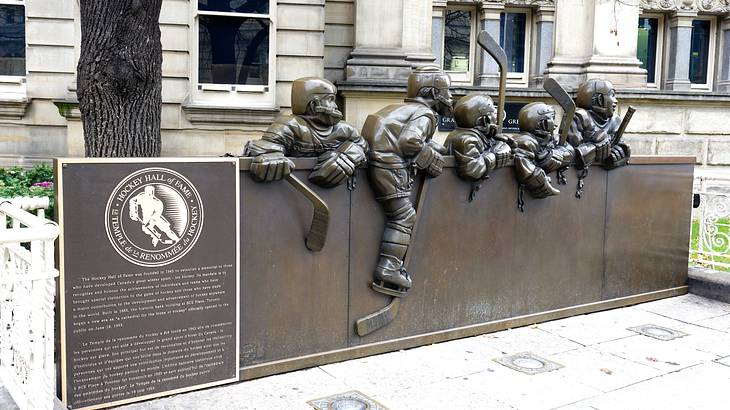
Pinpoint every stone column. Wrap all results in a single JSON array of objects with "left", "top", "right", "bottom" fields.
[
  {"left": 717, "top": 14, "right": 730, "bottom": 92},
  {"left": 583, "top": 0, "right": 646, "bottom": 87},
  {"left": 531, "top": 4, "right": 555, "bottom": 87},
  {"left": 476, "top": 2, "right": 504, "bottom": 87},
  {"left": 547, "top": 0, "right": 645, "bottom": 88},
  {"left": 402, "top": 0, "right": 435, "bottom": 66},
  {"left": 665, "top": 11, "right": 697, "bottom": 91},
  {"left": 545, "top": 0, "right": 595, "bottom": 87},
  {"left": 432, "top": 0, "right": 447, "bottom": 69},
  {"left": 345, "top": 0, "right": 435, "bottom": 83}
]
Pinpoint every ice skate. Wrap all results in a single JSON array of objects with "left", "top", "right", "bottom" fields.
[{"left": 372, "top": 256, "right": 411, "bottom": 297}]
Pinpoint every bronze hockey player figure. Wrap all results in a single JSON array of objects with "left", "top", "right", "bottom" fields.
[
  {"left": 568, "top": 79, "right": 631, "bottom": 197},
  {"left": 361, "top": 66, "right": 453, "bottom": 296},
  {"left": 513, "top": 102, "right": 575, "bottom": 211},
  {"left": 444, "top": 93, "right": 513, "bottom": 201},
  {"left": 244, "top": 77, "right": 368, "bottom": 188}
]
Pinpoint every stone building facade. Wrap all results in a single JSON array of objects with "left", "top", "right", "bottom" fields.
[{"left": 0, "top": 0, "right": 729, "bottom": 171}]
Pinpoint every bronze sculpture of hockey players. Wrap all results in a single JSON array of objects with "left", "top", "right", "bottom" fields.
[
  {"left": 567, "top": 79, "right": 633, "bottom": 198},
  {"left": 355, "top": 65, "right": 453, "bottom": 336},
  {"left": 244, "top": 76, "right": 369, "bottom": 188},
  {"left": 512, "top": 102, "right": 575, "bottom": 211},
  {"left": 243, "top": 77, "right": 369, "bottom": 251},
  {"left": 444, "top": 93, "right": 513, "bottom": 201}
]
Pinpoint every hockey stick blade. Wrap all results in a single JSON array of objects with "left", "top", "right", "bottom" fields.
[
  {"left": 477, "top": 31, "right": 508, "bottom": 134},
  {"left": 356, "top": 298, "right": 400, "bottom": 337},
  {"left": 285, "top": 174, "right": 329, "bottom": 252},
  {"left": 543, "top": 78, "right": 576, "bottom": 146}
]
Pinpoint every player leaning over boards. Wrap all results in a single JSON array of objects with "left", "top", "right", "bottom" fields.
[
  {"left": 512, "top": 102, "right": 575, "bottom": 210},
  {"left": 567, "top": 79, "right": 631, "bottom": 197},
  {"left": 361, "top": 66, "right": 453, "bottom": 295},
  {"left": 444, "top": 93, "right": 514, "bottom": 201},
  {"left": 243, "top": 77, "right": 369, "bottom": 188}
]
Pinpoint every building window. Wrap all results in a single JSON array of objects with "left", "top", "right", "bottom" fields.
[
  {"left": 689, "top": 18, "right": 712, "bottom": 87},
  {"left": 500, "top": 12, "right": 525, "bottom": 73},
  {"left": 637, "top": 17, "right": 660, "bottom": 85},
  {"left": 499, "top": 10, "right": 530, "bottom": 86},
  {"left": 437, "top": 6, "right": 532, "bottom": 86},
  {"left": 198, "top": 0, "right": 270, "bottom": 88},
  {"left": 442, "top": 8, "right": 475, "bottom": 83},
  {"left": 0, "top": 1, "right": 25, "bottom": 78},
  {"left": 192, "top": 0, "right": 275, "bottom": 107}
]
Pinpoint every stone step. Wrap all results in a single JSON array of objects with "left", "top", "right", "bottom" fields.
[{"left": 688, "top": 266, "right": 730, "bottom": 304}]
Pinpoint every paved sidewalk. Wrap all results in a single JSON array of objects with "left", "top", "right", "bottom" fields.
[{"left": 3, "top": 294, "right": 730, "bottom": 410}]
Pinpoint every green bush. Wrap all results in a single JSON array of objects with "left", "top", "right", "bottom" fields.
[{"left": 0, "top": 164, "right": 55, "bottom": 221}]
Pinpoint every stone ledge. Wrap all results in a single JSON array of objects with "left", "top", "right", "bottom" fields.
[
  {"left": 337, "top": 81, "right": 730, "bottom": 103},
  {"left": 688, "top": 266, "right": 730, "bottom": 304},
  {"left": 182, "top": 104, "right": 280, "bottom": 125},
  {"left": 53, "top": 99, "right": 81, "bottom": 120},
  {"left": 0, "top": 99, "right": 30, "bottom": 120}
]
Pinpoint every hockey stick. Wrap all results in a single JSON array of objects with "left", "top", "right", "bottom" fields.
[
  {"left": 543, "top": 78, "right": 575, "bottom": 146},
  {"left": 611, "top": 106, "right": 636, "bottom": 146},
  {"left": 477, "top": 31, "right": 508, "bottom": 134},
  {"left": 285, "top": 174, "right": 329, "bottom": 252},
  {"left": 355, "top": 174, "right": 431, "bottom": 337}
]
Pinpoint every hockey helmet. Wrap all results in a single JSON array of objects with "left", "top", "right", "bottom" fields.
[
  {"left": 453, "top": 93, "right": 497, "bottom": 128},
  {"left": 407, "top": 66, "right": 451, "bottom": 98},
  {"left": 575, "top": 79, "right": 617, "bottom": 116},
  {"left": 518, "top": 102, "right": 556, "bottom": 137},
  {"left": 291, "top": 77, "right": 337, "bottom": 115}
]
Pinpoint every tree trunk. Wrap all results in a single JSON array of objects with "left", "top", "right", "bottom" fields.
[{"left": 77, "top": 0, "right": 163, "bottom": 157}]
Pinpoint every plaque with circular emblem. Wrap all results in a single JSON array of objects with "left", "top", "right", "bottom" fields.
[{"left": 105, "top": 167, "right": 204, "bottom": 267}]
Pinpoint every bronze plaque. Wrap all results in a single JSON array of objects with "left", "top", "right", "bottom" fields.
[{"left": 56, "top": 158, "right": 239, "bottom": 410}]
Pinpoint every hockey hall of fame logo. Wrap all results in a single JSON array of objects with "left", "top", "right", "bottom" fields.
[{"left": 105, "top": 167, "right": 204, "bottom": 267}]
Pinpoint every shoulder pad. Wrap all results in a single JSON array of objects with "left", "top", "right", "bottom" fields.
[
  {"left": 445, "top": 129, "right": 482, "bottom": 153},
  {"left": 332, "top": 120, "right": 358, "bottom": 134},
  {"left": 574, "top": 109, "right": 592, "bottom": 127},
  {"left": 514, "top": 133, "right": 539, "bottom": 152},
  {"left": 263, "top": 114, "right": 303, "bottom": 135}
]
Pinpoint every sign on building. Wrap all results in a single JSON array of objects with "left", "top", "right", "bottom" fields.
[
  {"left": 439, "top": 102, "right": 527, "bottom": 133},
  {"left": 56, "top": 158, "right": 240, "bottom": 410},
  {"left": 503, "top": 102, "right": 527, "bottom": 132},
  {"left": 438, "top": 115, "right": 456, "bottom": 132}
]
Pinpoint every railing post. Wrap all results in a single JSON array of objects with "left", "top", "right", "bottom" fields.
[{"left": 0, "top": 197, "right": 58, "bottom": 410}]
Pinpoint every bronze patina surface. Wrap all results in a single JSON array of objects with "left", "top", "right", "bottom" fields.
[
  {"left": 239, "top": 160, "right": 349, "bottom": 366},
  {"left": 603, "top": 162, "right": 693, "bottom": 299},
  {"left": 237, "top": 156, "right": 693, "bottom": 378}
]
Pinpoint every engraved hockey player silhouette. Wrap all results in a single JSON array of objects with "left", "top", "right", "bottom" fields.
[{"left": 128, "top": 186, "right": 181, "bottom": 247}]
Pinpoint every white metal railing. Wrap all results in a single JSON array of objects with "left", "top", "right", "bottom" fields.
[
  {"left": 691, "top": 175, "right": 730, "bottom": 270},
  {"left": 0, "top": 197, "right": 59, "bottom": 410}
]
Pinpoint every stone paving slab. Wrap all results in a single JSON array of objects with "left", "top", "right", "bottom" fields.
[
  {"left": 547, "top": 346, "right": 663, "bottom": 393},
  {"left": 536, "top": 306, "right": 670, "bottom": 346},
  {"left": 3, "top": 295, "right": 730, "bottom": 410},
  {"left": 318, "top": 349, "right": 450, "bottom": 398},
  {"left": 371, "top": 371, "right": 518, "bottom": 410},
  {"left": 635, "top": 293, "right": 730, "bottom": 323},
  {"left": 559, "top": 361, "right": 730, "bottom": 410},
  {"left": 117, "top": 367, "right": 351, "bottom": 410},
  {"left": 479, "top": 325, "right": 585, "bottom": 356},
  {"left": 695, "top": 313, "right": 730, "bottom": 333},
  {"left": 594, "top": 332, "right": 720, "bottom": 372}
]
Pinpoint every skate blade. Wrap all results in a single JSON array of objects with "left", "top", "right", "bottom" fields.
[{"left": 371, "top": 281, "right": 407, "bottom": 298}]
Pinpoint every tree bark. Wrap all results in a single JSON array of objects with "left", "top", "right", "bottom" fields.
[{"left": 77, "top": 0, "right": 163, "bottom": 157}]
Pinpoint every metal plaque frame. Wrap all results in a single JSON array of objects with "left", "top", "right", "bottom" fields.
[{"left": 55, "top": 157, "right": 240, "bottom": 410}]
